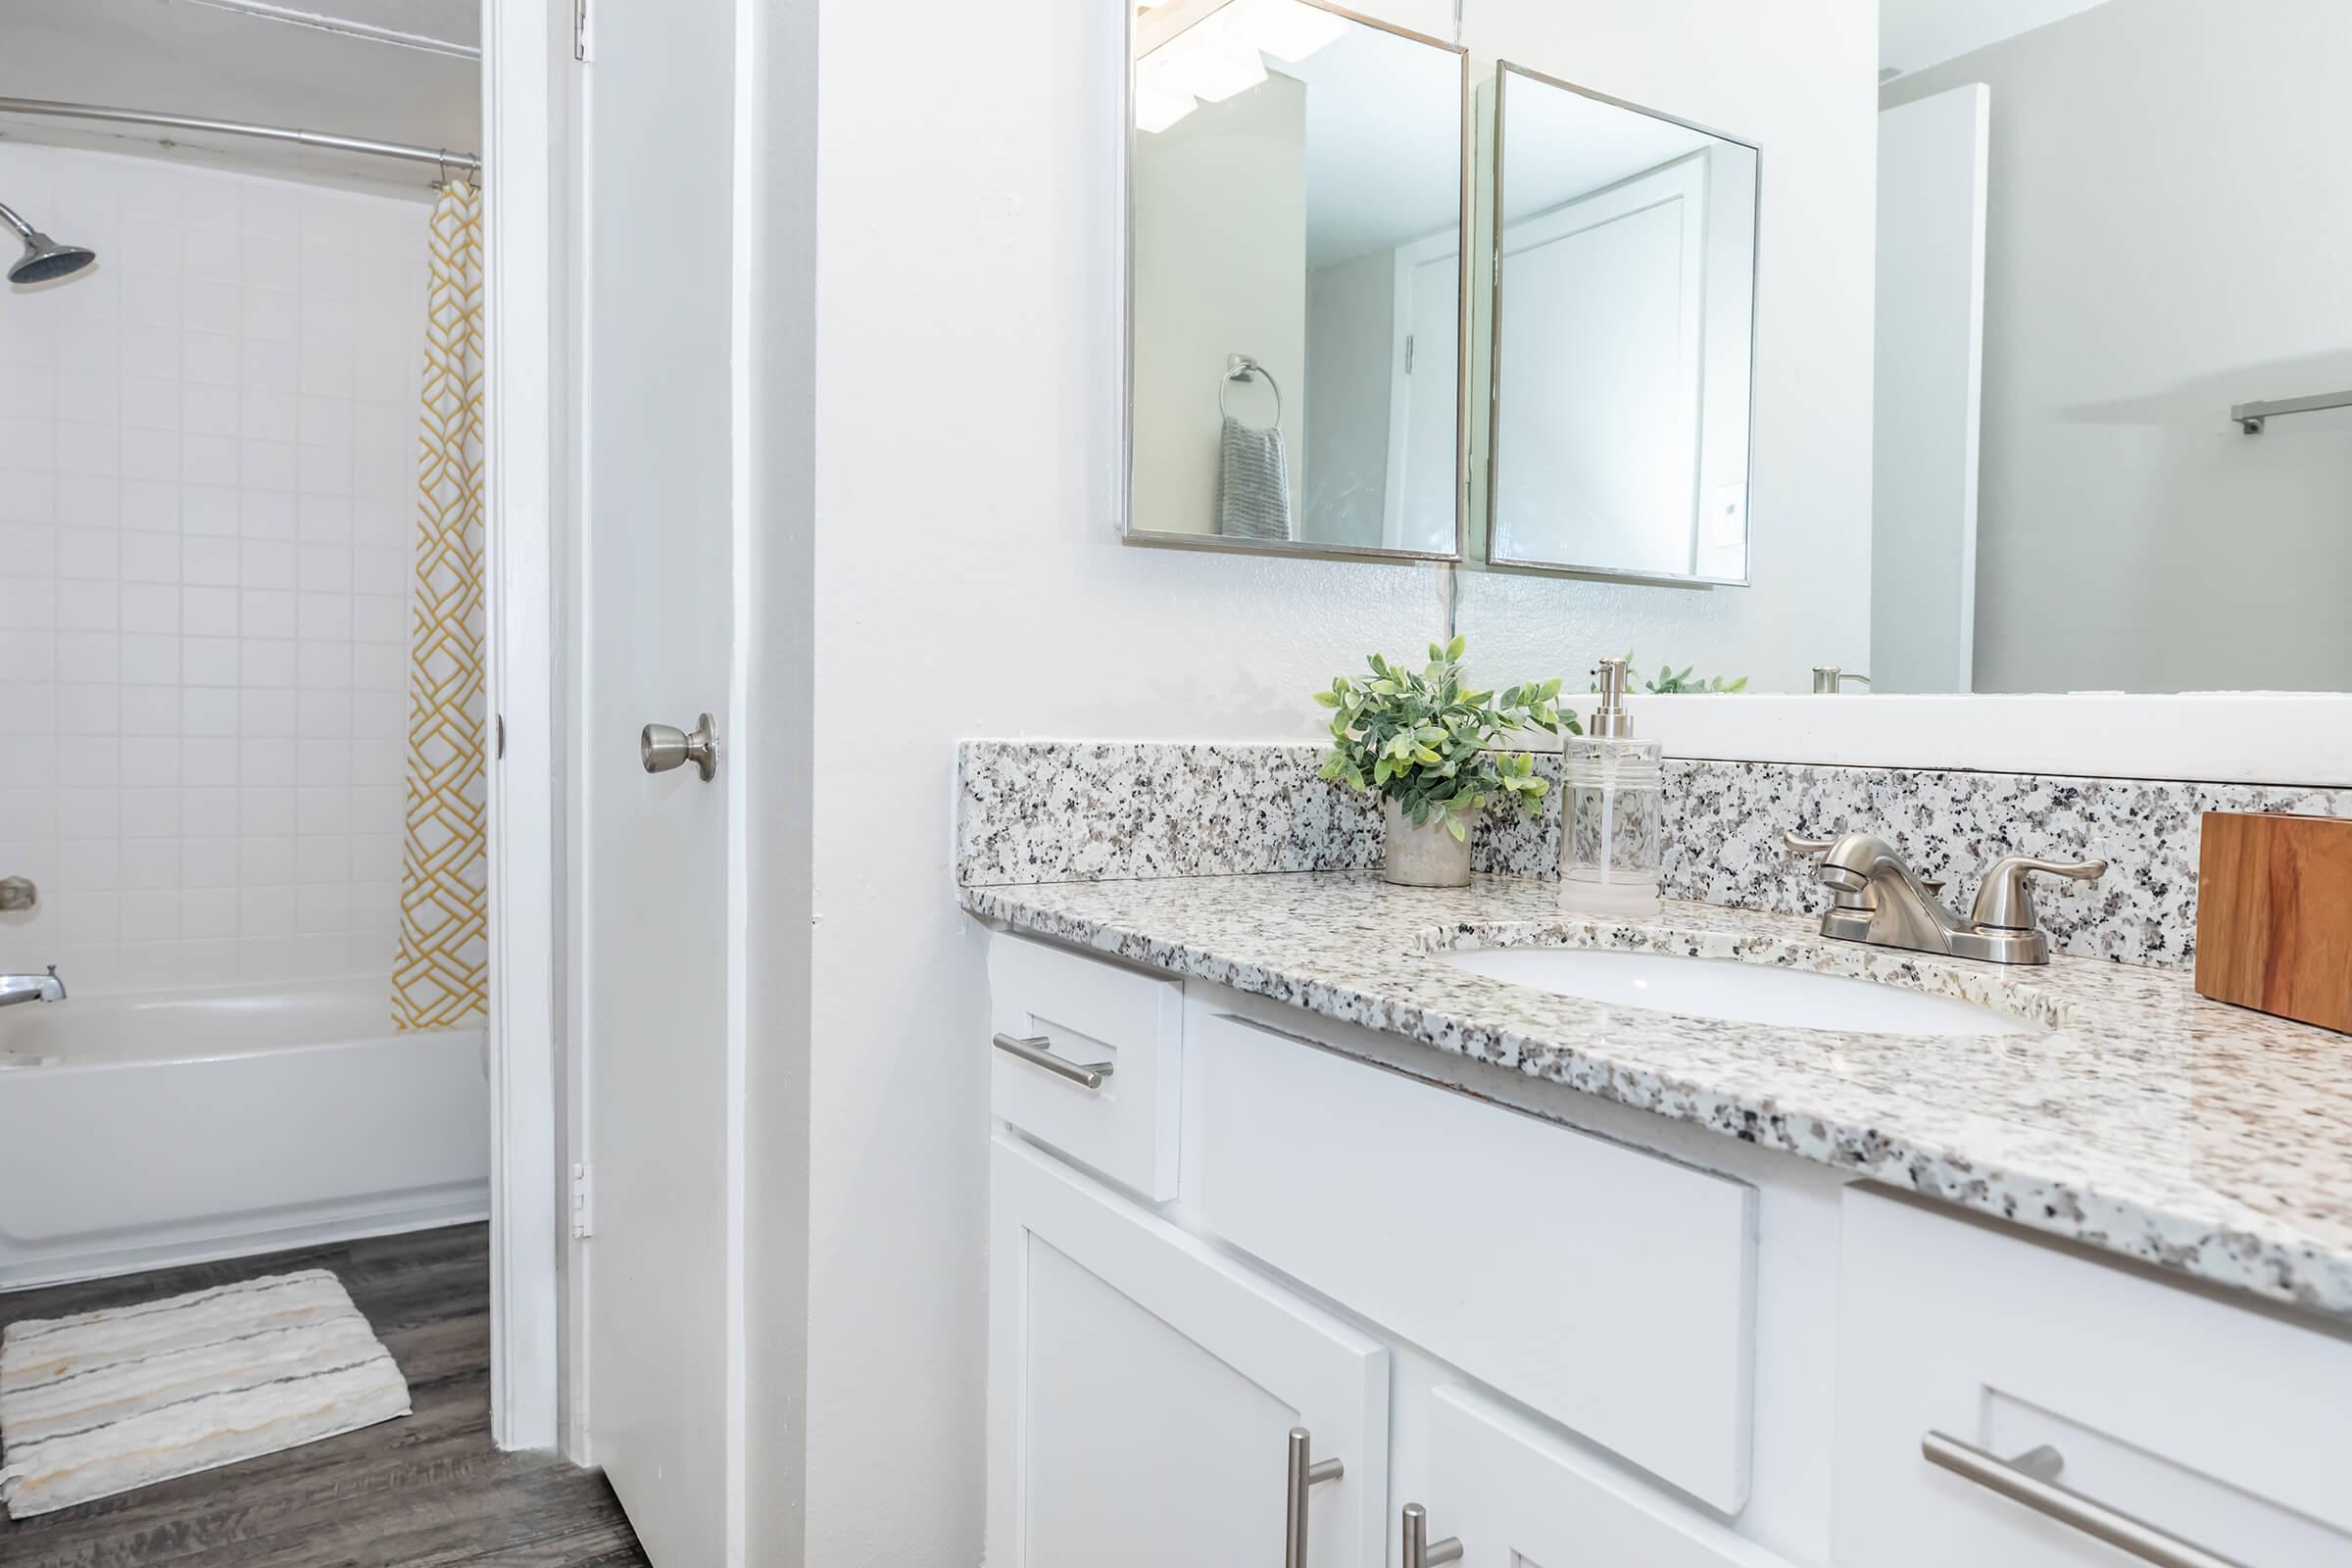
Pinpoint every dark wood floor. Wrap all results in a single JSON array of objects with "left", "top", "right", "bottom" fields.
[{"left": 0, "top": 1225, "right": 646, "bottom": 1568}]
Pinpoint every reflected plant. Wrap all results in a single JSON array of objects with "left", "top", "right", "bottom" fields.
[
  {"left": 1313, "top": 637, "right": 1577, "bottom": 841},
  {"left": 1607, "top": 653, "right": 1749, "bottom": 695}
]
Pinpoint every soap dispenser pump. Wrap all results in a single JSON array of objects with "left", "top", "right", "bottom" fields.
[{"left": 1559, "top": 658, "right": 1664, "bottom": 918}]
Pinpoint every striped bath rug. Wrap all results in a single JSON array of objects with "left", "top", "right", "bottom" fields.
[{"left": 0, "top": 1269, "right": 411, "bottom": 1519}]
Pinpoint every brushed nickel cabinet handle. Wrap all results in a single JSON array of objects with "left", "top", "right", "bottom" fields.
[
  {"left": 1922, "top": 1432, "right": 2247, "bottom": 1568},
  {"left": 1284, "top": 1427, "right": 1344, "bottom": 1568},
  {"left": 1401, "top": 1503, "right": 1462, "bottom": 1568},
  {"left": 991, "top": 1032, "right": 1113, "bottom": 1091}
]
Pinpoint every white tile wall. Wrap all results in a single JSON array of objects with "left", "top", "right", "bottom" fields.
[{"left": 0, "top": 144, "right": 432, "bottom": 995}]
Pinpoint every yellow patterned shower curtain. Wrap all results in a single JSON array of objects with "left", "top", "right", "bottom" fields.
[{"left": 391, "top": 183, "right": 488, "bottom": 1029}]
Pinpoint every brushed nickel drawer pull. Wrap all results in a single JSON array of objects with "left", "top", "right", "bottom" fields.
[
  {"left": 1401, "top": 1503, "right": 1462, "bottom": 1568},
  {"left": 992, "top": 1032, "right": 1113, "bottom": 1091},
  {"left": 1284, "top": 1427, "right": 1344, "bottom": 1568},
  {"left": 1922, "top": 1432, "right": 2247, "bottom": 1568}
]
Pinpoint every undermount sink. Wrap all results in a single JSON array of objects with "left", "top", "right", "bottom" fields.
[{"left": 1440, "top": 946, "right": 2041, "bottom": 1037}]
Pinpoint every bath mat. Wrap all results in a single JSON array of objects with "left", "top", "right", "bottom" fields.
[{"left": 0, "top": 1269, "right": 411, "bottom": 1519}]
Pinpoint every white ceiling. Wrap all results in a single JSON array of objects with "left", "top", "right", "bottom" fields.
[
  {"left": 1880, "top": 0, "right": 2116, "bottom": 76},
  {"left": 217, "top": 0, "right": 478, "bottom": 49},
  {"left": 0, "top": 0, "right": 479, "bottom": 189}
]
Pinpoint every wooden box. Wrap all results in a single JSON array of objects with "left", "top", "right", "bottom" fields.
[{"left": 2194, "top": 811, "right": 2352, "bottom": 1034}]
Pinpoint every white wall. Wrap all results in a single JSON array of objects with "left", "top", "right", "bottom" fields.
[
  {"left": 0, "top": 142, "right": 430, "bottom": 995},
  {"left": 1886, "top": 0, "right": 2352, "bottom": 694},
  {"left": 0, "top": 0, "right": 477, "bottom": 190},
  {"left": 1871, "top": 85, "right": 1988, "bottom": 695},
  {"left": 1454, "top": 0, "right": 1881, "bottom": 695},
  {"left": 791, "top": 0, "right": 1868, "bottom": 1559},
  {"left": 1131, "top": 74, "right": 1309, "bottom": 536},
  {"left": 798, "top": 1, "right": 1451, "bottom": 1559},
  {"left": 1301, "top": 245, "right": 1395, "bottom": 545}
]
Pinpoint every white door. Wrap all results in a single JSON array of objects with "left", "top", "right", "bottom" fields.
[
  {"left": 1385, "top": 231, "right": 1461, "bottom": 551},
  {"left": 987, "top": 1135, "right": 1390, "bottom": 1568},
  {"left": 1871, "top": 85, "right": 1989, "bottom": 695},
  {"left": 1417, "top": 1383, "right": 1791, "bottom": 1567},
  {"left": 577, "top": 0, "right": 741, "bottom": 1561},
  {"left": 1493, "top": 153, "right": 1706, "bottom": 574}
]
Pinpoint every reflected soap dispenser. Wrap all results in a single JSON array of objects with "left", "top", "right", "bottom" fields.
[{"left": 1559, "top": 658, "right": 1664, "bottom": 919}]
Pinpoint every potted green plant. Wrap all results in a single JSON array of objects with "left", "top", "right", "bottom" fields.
[{"left": 1313, "top": 637, "right": 1570, "bottom": 887}]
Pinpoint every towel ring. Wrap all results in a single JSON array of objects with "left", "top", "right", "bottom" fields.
[{"left": 1219, "top": 354, "right": 1284, "bottom": 427}]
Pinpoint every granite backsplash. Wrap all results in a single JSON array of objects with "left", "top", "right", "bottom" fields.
[{"left": 956, "top": 741, "right": 2351, "bottom": 969}]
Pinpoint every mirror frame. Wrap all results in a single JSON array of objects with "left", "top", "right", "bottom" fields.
[
  {"left": 1483, "top": 61, "right": 1762, "bottom": 587},
  {"left": 1120, "top": 0, "right": 1474, "bottom": 565}
]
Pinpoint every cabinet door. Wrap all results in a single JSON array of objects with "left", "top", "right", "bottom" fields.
[
  {"left": 1417, "top": 1383, "right": 1793, "bottom": 1567},
  {"left": 1836, "top": 1192, "right": 2352, "bottom": 1568},
  {"left": 989, "top": 1134, "right": 1390, "bottom": 1568}
]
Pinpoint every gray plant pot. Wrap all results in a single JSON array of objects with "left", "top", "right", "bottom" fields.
[{"left": 1382, "top": 799, "right": 1472, "bottom": 887}]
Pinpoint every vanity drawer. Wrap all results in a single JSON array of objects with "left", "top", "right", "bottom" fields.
[
  {"left": 988, "top": 935, "right": 1184, "bottom": 1200},
  {"left": 1183, "top": 1008, "right": 1758, "bottom": 1512},
  {"left": 1834, "top": 1190, "right": 2352, "bottom": 1568}
]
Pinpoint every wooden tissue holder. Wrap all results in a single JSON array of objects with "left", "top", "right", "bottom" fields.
[{"left": 2194, "top": 811, "right": 2352, "bottom": 1034}]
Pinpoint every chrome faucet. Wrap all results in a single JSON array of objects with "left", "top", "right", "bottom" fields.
[
  {"left": 0, "top": 966, "right": 66, "bottom": 1007},
  {"left": 1786, "top": 832, "right": 2105, "bottom": 965}
]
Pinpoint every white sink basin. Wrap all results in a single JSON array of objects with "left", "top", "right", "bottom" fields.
[{"left": 1440, "top": 947, "right": 2039, "bottom": 1037}]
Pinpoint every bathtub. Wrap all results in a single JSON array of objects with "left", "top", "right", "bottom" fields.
[{"left": 0, "top": 977, "right": 488, "bottom": 1292}]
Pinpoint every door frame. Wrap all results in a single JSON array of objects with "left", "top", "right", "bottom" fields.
[
  {"left": 481, "top": 0, "right": 569, "bottom": 1454},
  {"left": 1383, "top": 223, "right": 1465, "bottom": 550}
]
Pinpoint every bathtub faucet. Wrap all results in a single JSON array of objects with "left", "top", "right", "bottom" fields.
[{"left": 0, "top": 966, "right": 65, "bottom": 1006}]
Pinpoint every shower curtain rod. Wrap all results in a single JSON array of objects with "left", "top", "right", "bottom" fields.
[{"left": 0, "top": 95, "right": 481, "bottom": 177}]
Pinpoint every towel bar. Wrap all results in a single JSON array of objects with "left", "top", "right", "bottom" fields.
[{"left": 1220, "top": 353, "right": 1284, "bottom": 425}]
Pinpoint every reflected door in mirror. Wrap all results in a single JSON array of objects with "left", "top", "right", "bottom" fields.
[{"left": 1488, "top": 65, "right": 1758, "bottom": 583}]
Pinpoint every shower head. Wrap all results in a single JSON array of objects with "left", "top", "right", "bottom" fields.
[{"left": 0, "top": 200, "right": 97, "bottom": 285}]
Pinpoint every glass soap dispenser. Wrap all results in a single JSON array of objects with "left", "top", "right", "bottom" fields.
[{"left": 1560, "top": 658, "right": 1664, "bottom": 919}]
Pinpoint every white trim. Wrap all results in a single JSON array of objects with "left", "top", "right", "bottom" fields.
[
  {"left": 984, "top": 693, "right": 2352, "bottom": 789},
  {"left": 482, "top": 0, "right": 562, "bottom": 1452},
  {"left": 1632, "top": 693, "right": 2352, "bottom": 787},
  {"left": 722, "top": 0, "right": 757, "bottom": 1556}
]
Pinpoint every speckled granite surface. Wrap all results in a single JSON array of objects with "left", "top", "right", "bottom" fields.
[
  {"left": 961, "top": 871, "right": 2352, "bottom": 1318},
  {"left": 956, "top": 742, "right": 2352, "bottom": 968}
]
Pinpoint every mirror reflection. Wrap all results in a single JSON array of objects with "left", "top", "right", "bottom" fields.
[
  {"left": 1448, "top": 0, "right": 2350, "bottom": 695},
  {"left": 1128, "top": 0, "right": 1466, "bottom": 557},
  {"left": 1489, "top": 67, "right": 1758, "bottom": 583}
]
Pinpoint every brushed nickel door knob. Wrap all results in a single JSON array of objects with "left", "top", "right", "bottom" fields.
[{"left": 641, "top": 713, "right": 719, "bottom": 781}]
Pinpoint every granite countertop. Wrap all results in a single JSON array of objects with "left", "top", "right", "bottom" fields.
[{"left": 959, "top": 870, "right": 2352, "bottom": 1319}]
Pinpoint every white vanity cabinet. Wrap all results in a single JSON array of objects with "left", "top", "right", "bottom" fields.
[
  {"left": 982, "top": 931, "right": 2352, "bottom": 1568},
  {"left": 984, "top": 934, "right": 1788, "bottom": 1568},
  {"left": 1834, "top": 1192, "right": 2352, "bottom": 1568},
  {"left": 1415, "top": 1383, "right": 1795, "bottom": 1568},
  {"left": 987, "top": 1134, "right": 1391, "bottom": 1568}
]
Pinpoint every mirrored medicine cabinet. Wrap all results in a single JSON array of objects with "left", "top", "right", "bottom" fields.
[
  {"left": 1125, "top": 0, "right": 1471, "bottom": 562},
  {"left": 1120, "top": 0, "right": 2352, "bottom": 700},
  {"left": 1119, "top": 0, "right": 1759, "bottom": 587}
]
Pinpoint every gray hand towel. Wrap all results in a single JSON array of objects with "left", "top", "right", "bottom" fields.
[{"left": 1216, "top": 415, "right": 1295, "bottom": 542}]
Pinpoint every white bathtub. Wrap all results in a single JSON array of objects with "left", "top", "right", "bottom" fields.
[{"left": 0, "top": 977, "right": 488, "bottom": 1292}]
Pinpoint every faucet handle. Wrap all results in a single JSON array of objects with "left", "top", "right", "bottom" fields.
[
  {"left": 1783, "top": 831, "right": 1837, "bottom": 858},
  {"left": 1970, "top": 856, "right": 2108, "bottom": 932}
]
